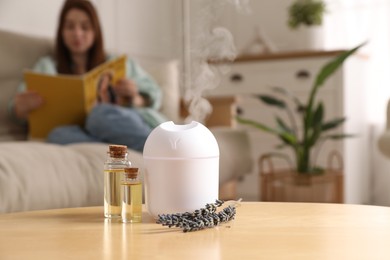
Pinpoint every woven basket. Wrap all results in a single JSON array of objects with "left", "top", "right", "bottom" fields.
[{"left": 259, "top": 151, "right": 343, "bottom": 203}]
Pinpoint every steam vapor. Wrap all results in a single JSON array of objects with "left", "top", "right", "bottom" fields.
[{"left": 183, "top": 0, "right": 250, "bottom": 124}]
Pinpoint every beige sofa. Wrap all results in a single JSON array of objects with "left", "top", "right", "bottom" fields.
[{"left": 0, "top": 29, "right": 252, "bottom": 213}]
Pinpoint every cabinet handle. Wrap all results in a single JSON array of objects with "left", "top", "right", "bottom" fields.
[
  {"left": 236, "top": 106, "right": 244, "bottom": 115},
  {"left": 296, "top": 70, "right": 311, "bottom": 79},
  {"left": 230, "top": 73, "right": 243, "bottom": 82}
]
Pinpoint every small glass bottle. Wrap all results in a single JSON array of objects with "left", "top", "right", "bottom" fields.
[
  {"left": 121, "top": 167, "right": 142, "bottom": 223},
  {"left": 104, "top": 145, "right": 131, "bottom": 219}
]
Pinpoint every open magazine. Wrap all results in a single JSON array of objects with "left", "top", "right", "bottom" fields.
[{"left": 24, "top": 55, "right": 127, "bottom": 139}]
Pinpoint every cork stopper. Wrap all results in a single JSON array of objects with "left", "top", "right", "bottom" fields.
[
  {"left": 124, "top": 167, "right": 139, "bottom": 179},
  {"left": 108, "top": 144, "right": 127, "bottom": 158}
]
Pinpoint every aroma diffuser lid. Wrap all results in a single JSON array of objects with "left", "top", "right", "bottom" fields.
[{"left": 143, "top": 121, "right": 219, "bottom": 159}]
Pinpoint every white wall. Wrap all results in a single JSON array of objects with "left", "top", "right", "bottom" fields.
[
  {"left": 114, "top": 0, "right": 181, "bottom": 60},
  {"left": 218, "top": 0, "right": 294, "bottom": 52},
  {"left": 214, "top": 0, "right": 334, "bottom": 52},
  {"left": 0, "top": 0, "right": 63, "bottom": 37},
  {"left": 0, "top": 0, "right": 181, "bottom": 60}
]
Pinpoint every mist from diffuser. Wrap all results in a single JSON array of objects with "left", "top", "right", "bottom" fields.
[
  {"left": 143, "top": 121, "right": 219, "bottom": 218},
  {"left": 183, "top": 0, "right": 250, "bottom": 124}
]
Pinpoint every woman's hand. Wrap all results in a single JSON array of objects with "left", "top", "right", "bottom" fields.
[
  {"left": 97, "top": 72, "right": 115, "bottom": 104},
  {"left": 14, "top": 91, "right": 44, "bottom": 119},
  {"left": 114, "top": 79, "right": 145, "bottom": 107}
]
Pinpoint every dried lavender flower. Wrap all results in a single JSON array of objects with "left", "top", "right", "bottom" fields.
[{"left": 156, "top": 199, "right": 237, "bottom": 232}]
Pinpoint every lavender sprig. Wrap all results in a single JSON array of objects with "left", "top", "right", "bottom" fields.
[{"left": 156, "top": 200, "right": 237, "bottom": 232}]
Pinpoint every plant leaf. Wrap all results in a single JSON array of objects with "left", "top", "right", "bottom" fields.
[
  {"left": 275, "top": 119, "right": 298, "bottom": 146},
  {"left": 236, "top": 116, "right": 298, "bottom": 146},
  {"left": 236, "top": 116, "right": 278, "bottom": 134},
  {"left": 271, "top": 86, "right": 303, "bottom": 108},
  {"left": 276, "top": 116, "right": 293, "bottom": 133},
  {"left": 312, "top": 102, "right": 324, "bottom": 128},
  {"left": 307, "top": 127, "right": 320, "bottom": 147},
  {"left": 306, "top": 103, "right": 324, "bottom": 147},
  {"left": 322, "top": 133, "right": 356, "bottom": 140},
  {"left": 257, "top": 95, "right": 286, "bottom": 109},
  {"left": 278, "top": 132, "right": 298, "bottom": 146},
  {"left": 304, "top": 109, "right": 313, "bottom": 134},
  {"left": 308, "top": 129, "right": 321, "bottom": 147},
  {"left": 314, "top": 43, "right": 365, "bottom": 89},
  {"left": 304, "top": 43, "right": 365, "bottom": 147},
  {"left": 321, "top": 117, "right": 346, "bottom": 131}
]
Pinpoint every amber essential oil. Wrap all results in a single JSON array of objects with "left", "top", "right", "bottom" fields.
[
  {"left": 104, "top": 169, "right": 124, "bottom": 218},
  {"left": 121, "top": 168, "right": 142, "bottom": 223},
  {"left": 104, "top": 145, "right": 131, "bottom": 219}
]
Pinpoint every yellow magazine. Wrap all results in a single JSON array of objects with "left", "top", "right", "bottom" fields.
[{"left": 24, "top": 55, "right": 127, "bottom": 139}]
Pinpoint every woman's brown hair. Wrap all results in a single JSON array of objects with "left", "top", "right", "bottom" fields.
[{"left": 55, "top": 0, "right": 105, "bottom": 74}]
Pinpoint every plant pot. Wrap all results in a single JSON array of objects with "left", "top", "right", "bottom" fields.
[
  {"left": 259, "top": 152, "right": 343, "bottom": 203},
  {"left": 288, "top": 25, "right": 324, "bottom": 51}
]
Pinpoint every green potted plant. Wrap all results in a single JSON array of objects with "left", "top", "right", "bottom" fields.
[
  {"left": 287, "top": 0, "right": 327, "bottom": 50},
  {"left": 288, "top": 0, "right": 326, "bottom": 29},
  {"left": 237, "top": 43, "right": 364, "bottom": 175},
  {"left": 237, "top": 43, "right": 365, "bottom": 202}
]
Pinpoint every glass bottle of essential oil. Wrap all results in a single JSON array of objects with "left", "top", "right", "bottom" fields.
[
  {"left": 104, "top": 145, "right": 131, "bottom": 219},
  {"left": 121, "top": 167, "right": 142, "bottom": 223}
]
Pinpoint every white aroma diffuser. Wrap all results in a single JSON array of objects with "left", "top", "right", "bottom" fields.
[{"left": 143, "top": 121, "right": 219, "bottom": 218}]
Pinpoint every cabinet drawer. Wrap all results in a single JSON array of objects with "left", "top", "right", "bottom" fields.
[{"left": 207, "top": 58, "right": 338, "bottom": 97}]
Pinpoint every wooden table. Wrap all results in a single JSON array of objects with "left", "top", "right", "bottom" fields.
[{"left": 1, "top": 202, "right": 390, "bottom": 259}]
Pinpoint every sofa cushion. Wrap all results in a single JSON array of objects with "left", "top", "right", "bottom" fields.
[
  {"left": 0, "top": 29, "right": 53, "bottom": 141},
  {"left": 0, "top": 142, "right": 143, "bottom": 213}
]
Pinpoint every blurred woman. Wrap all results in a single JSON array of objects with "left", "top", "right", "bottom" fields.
[{"left": 9, "top": 0, "right": 166, "bottom": 151}]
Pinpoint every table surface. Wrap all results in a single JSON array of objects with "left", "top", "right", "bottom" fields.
[{"left": 1, "top": 202, "right": 390, "bottom": 259}]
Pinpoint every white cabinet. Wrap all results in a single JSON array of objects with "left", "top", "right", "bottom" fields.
[{"left": 206, "top": 51, "right": 370, "bottom": 204}]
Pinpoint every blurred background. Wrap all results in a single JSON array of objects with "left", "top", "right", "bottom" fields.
[{"left": 1, "top": 0, "right": 390, "bottom": 205}]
